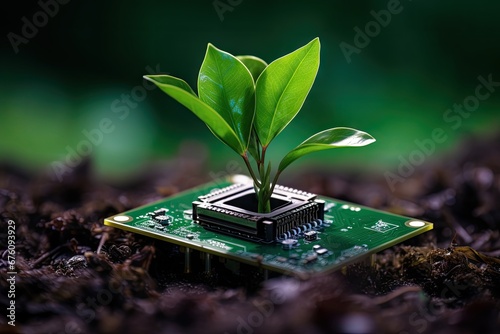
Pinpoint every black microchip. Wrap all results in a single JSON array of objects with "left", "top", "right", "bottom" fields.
[{"left": 192, "top": 184, "right": 324, "bottom": 243}]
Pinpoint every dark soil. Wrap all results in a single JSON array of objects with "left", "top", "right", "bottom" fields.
[{"left": 1, "top": 134, "right": 499, "bottom": 334}]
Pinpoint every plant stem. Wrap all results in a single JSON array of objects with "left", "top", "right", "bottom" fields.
[
  {"left": 261, "top": 145, "right": 268, "bottom": 169},
  {"left": 257, "top": 187, "right": 271, "bottom": 212},
  {"left": 242, "top": 153, "right": 261, "bottom": 188},
  {"left": 243, "top": 145, "right": 276, "bottom": 213},
  {"left": 255, "top": 145, "right": 272, "bottom": 213}
]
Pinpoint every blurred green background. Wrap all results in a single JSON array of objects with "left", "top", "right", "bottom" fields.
[{"left": 1, "top": 0, "right": 499, "bottom": 182}]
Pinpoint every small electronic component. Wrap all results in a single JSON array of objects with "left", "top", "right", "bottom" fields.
[
  {"left": 304, "top": 231, "right": 318, "bottom": 241},
  {"left": 282, "top": 239, "right": 298, "bottom": 250},
  {"left": 154, "top": 215, "right": 170, "bottom": 225},
  {"left": 104, "top": 175, "right": 433, "bottom": 275},
  {"left": 315, "top": 248, "right": 328, "bottom": 255},
  {"left": 192, "top": 184, "right": 324, "bottom": 243}
]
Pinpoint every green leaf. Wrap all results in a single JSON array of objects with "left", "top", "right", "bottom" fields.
[
  {"left": 143, "top": 74, "right": 245, "bottom": 154},
  {"left": 198, "top": 44, "right": 255, "bottom": 151},
  {"left": 236, "top": 55, "right": 268, "bottom": 83},
  {"left": 255, "top": 37, "right": 320, "bottom": 146},
  {"left": 278, "top": 127, "right": 376, "bottom": 172},
  {"left": 263, "top": 162, "right": 271, "bottom": 187},
  {"left": 247, "top": 130, "right": 261, "bottom": 162}
]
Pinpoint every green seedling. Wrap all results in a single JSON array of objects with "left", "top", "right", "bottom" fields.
[{"left": 144, "top": 37, "right": 375, "bottom": 213}]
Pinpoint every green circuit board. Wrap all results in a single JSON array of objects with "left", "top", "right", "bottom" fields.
[{"left": 104, "top": 175, "right": 432, "bottom": 276}]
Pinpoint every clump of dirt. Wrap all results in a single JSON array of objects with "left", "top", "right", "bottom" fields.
[{"left": 1, "top": 135, "right": 499, "bottom": 333}]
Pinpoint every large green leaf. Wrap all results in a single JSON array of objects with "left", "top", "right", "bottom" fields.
[
  {"left": 278, "top": 127, "right": 376, "bottom": 172},
  {"left": 236, "top": 55, "right": 268, "bottom": 83},
  {"left": 198, "top": 44, "right": 255, "bottom": 150},
  {"left": 255, "top": 38, "right": 320, "bottom": 146},
  {"left": 143, "top": 75, "right": 245, "bottom": 154}
]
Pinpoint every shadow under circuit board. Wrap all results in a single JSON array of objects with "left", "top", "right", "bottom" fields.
[{"left": 104, "top": 175, "right": 433, "bottom": 275}]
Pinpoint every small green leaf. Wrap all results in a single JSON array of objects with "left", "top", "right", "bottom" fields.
[
  {"left": 263, "top": 162, "right": 271, "bottom": 187},
  {"left": 278, "top": 127, "right": 376, "bottom": 172},
  {"left": 255, "top": 37, "right": 320, "bottom": 146},
  {"left": 143, "top": 74, "right": 245, "bottom": 154},
  {"left": 247, "top": 130, "right": 261, "bottom": 162},
  {"left": 236, "top": 55, "right": 268, "bottom": 82},
  {"left": 198, "top": 44, "right": 255, "bottom": 150}
]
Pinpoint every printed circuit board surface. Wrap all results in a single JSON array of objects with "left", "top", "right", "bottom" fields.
[{"left": 104, "top": 175, "right": 432, "bottom": 275}]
